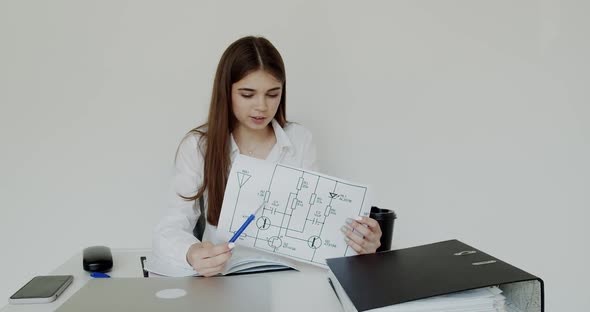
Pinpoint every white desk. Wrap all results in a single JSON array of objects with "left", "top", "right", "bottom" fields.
[{"left": 1, "top": 249, "right": 343, "bottom": 312}]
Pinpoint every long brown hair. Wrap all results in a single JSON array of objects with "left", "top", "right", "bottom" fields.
[{"left": 181, "top": 36, "right": 287, "bottom": 226}]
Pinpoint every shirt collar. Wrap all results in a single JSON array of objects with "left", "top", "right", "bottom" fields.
[{"left": 230, "top": 119, "right": 293, "bottom": 156}]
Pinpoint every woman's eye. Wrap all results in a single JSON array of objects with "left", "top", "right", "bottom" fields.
[
  {"left": 267, "top": 94, "right": 279, "bottom": 98},
  {"left": 241, "top": 94, "right": 254, "bottom": 98}
]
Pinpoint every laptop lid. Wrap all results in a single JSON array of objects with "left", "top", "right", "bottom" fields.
[{"left": 56, "top": 276, "right": 273, "bottom": 312}]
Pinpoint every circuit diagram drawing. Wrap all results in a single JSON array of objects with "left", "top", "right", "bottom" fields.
[{"left": 218, "top": 156, "right": 370, "bottom": 266}]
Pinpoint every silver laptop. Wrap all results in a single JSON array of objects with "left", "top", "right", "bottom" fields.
[{"left": 56, "top": 275, "right": 273, "bottom": 312}]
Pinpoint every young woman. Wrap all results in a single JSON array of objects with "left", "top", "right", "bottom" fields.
[{"left": 153, "top": 36, "right": 382, "bottom": 277}]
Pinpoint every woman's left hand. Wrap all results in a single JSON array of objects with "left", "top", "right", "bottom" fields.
[{"left": 341, "top": 216, "right": 382, "bottom": 254}]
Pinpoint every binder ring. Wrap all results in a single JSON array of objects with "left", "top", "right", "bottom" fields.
[
  {"left": 454, "top": 250, "right": 477, "bottom": 256},
  {"left": 472, "top": 260, "right": 497, "bottom": 266}
]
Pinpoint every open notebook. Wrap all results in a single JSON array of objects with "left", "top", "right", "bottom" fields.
[{"left": 144, "top": 245, "right": 298, "bottom": 277}]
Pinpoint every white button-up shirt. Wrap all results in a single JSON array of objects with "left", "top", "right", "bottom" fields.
[{"left": 153, "top": 120, "right": 318, "bottom": 269}]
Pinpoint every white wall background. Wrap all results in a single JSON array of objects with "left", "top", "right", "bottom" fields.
[{"left": 1, "top": 0, "right": 588, "bottom": 310}]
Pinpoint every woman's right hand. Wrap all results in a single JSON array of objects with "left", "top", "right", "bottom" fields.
[{"left": 186, "top": 242, "right": 234, "bottom": 277}]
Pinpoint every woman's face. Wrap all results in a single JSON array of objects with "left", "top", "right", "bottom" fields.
[{"left": 231, "top": 69, "right": 283, "bottom": 132}]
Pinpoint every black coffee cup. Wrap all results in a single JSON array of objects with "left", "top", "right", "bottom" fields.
[{"left": 370, "top": 206, "right": 396, "bottom": 252}]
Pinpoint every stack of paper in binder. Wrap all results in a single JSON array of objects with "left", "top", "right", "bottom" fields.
[
  {"left": 326, "top": 240, "right": 544, "bottom": 312},
  {"left": 328, "top": 280, "right": 515, "bottom": 312}
]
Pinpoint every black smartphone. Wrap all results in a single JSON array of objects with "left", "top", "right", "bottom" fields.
[{"left": 8, "top": 275, "right": 74, "bottom": 304}]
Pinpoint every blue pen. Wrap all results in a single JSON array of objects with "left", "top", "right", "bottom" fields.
[{"left": 229, "top": 203, "right": 265, "bottom": 243}]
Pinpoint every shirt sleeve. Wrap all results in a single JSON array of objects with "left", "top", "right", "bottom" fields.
[
  {"left": 152, "top": 133, "right": 203, "bottom": 269},
  {"left": 301, "top": 129, "right": 319, "bottom": 172}
]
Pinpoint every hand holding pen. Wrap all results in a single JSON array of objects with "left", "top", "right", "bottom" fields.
[
  {"left": 186, "top": 202, "right": 264, "bottom": 277},
  {"left": 186, "top": 242, "right": 234, "bottom": 277}
]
